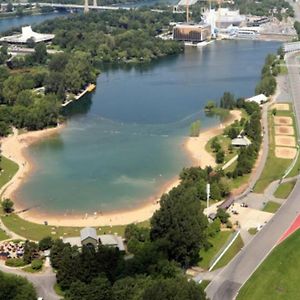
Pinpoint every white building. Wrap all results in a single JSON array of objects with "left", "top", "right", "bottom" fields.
[
  {"left": 231, "top": 136, "right": 252, "bottom": 147},
  {"left": 245, "top": 94, "right": 268, "bottom": 105},
  {"left": 203, "top": 8, "right": 246, "bottom": 31},
  {"left": 0, "top": 26, "right": 54, "bottom": 44}
]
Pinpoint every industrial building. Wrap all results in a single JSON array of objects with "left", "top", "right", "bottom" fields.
[
  {"left": 0, "top": 26, "right": 54, "bottom": 44},
  {"left": 173, "top": 23, "right": 211, "bottom": 43}
]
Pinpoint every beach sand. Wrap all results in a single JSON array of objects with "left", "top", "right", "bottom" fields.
[{"left": 0, "top": 110, "right": 241, "bottom": 227}]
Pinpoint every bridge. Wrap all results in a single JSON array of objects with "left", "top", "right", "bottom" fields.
[{"left": 9, "top": 1, "right": 130, "bottom": 12}]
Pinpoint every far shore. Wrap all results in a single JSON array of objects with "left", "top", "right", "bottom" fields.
[{"left": 0, "top": 110, "right": 241, "bottom": 227}]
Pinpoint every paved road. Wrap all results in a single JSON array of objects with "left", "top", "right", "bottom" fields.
[
  {"left": 0, "top": 263, "right": 59, "bottom": 300},
  {"left": 206, "top": 45, "right": 300, "bottom": 300}
]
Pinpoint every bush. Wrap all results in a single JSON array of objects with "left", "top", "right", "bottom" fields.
[
  {"left": 1, "top": 198, "right": 14, "bottom": 213},
  {"left": 5, "top": 258, "right": 27, "bottom": 267},
  {"left": 31, "top": 259, "right": 43, "bottom": 271},
  {"left": 39, "top": 236, "right": 53, "bottom": 251},
  {"left": 216, "top": 208, "right": 230, "bottom": 224}
]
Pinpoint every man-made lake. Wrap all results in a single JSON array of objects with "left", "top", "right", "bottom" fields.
[{"left": 1, "top": 14, "right": 280, "bottom": 214}]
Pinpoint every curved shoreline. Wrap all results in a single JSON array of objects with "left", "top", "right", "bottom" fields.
[{"left": 0, "top": 110, "right": 241, "bottom": 227}]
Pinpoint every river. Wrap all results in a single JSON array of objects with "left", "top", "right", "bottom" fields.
[{"left": 0, "top": 14, "right": 280, "bottom": 215}]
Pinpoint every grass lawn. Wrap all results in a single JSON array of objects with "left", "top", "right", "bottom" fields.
[
  {"left": 54, "top": 283, "right": 65, "bottom": 297},
  {"left": 0, "top": 228, "right": 9, "bottom": 241},
  {"left": 200, "top": 280, "right": 210, "bottom": 290},
  {"left": 287, "top": 151, "right": 300, "bottom": 178},
  {"left": 237, "top": 229, "right": 300, "bottom": 300},
  {"left": 279, "top": 59, "right": 288, "bottom": 75},
  {"left": 22, "top": 265, "right": 43, "bottom": 273},
  {"left": 254, "top": 111, "right": 293, "bottom": 193},
  {"left": 0, "top": 156, "right": 19, "bottom": 190},
  {"left": 1, "top": 213, "right": 150, "bottom": 241},
  {"left": 263, "top": 201, "right": 281, "bottom": 213},
  {"left": 198, "top": 230, "right": 232, "bottom": 270},
  {"left": 248, "top": 228, "right": 258, "bottom": 235},
  {"left": 274, "top": 180, "right": 296, "bottom": 199},
  {"left": 212, "top": 234, "right": 244, "bottom": 270}
]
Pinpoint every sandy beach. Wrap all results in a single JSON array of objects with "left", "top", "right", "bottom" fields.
[{"left": 0, "top": 110, "right": 241, "bottom": 227}]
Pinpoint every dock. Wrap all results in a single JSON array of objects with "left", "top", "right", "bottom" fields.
[{"left": 62, "top": 83, "right": 96, "bottom": 107}]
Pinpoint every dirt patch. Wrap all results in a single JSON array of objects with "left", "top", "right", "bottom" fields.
[
  {"left": 274, "top": 116, "right": 293, "bottom": 126},
  {"left": 272, "top": 103, "right": 290, "bottom": 111},
  {"left": 275, "top": 147, "right": 297, "bottom": 159},
  {"left": 274, "top": 126, "right": 294, "bottom": 136},
  {"left": 275, "top": 135, "right": 296, "bottom": 147}
]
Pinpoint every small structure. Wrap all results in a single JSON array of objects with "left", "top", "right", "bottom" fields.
[
  {"left": 63, "top": 227, "right": 125, "bottom": 251},
  {"left": 80, "top": 227, "right": 98, "bottom": 247},
  {"left": 231, "top": 136, "right": 251, "bottom": 147},
  {"left": 245, "top": 94, "right": 268, "bottom": 105},
  {"left": 0, "top": 26, "right": 54, "bottom": 44},
  {"left": 99, "top": 235, "right": 125, "bottom": 251}
]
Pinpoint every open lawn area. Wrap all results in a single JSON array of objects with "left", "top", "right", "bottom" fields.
[
  {"left": 274, "top": 180, "right": 296, "bottom": 199},
  {"left": 0, "top": 228, "right": 9, "bottom": 241},
  {"left": 263, "top": 201, "right": 281, "bottom": 213},
  {"left": 238, "top": 229, "right": 300, "bottom": 300},
  {"left": 1, "top": 213, "right": 149, "bottom": 241},
  {"left": 0, "top": 156, "right": 19, "bottom": 190},
  {"left": 198, "top": 230, "right": 232, "bottom": 270},
  {"left": 212, "top": 234, "right": 244, "bottom": 270},
  {"left": 254, "top": 110, "right": 293, "bottom": 193}
]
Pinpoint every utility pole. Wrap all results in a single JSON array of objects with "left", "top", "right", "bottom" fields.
[{"left": 206, "top": 183, "right": 210, "bottom": 211}]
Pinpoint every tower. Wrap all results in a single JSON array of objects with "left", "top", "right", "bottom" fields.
[
  {"left": 93, "top": 0, "right": 97, "bottom": 6},
  {"left": 84, "top": 0, "right": 89, "bottom": 13},
  {"left": 186, "top": 0, "right": 189, "bottom": 23}
]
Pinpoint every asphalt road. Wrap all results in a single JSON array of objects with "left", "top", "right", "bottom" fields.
[
  {"left": 206, "top": 47, "right": 300, "bottom": 300},
  {"left": 0, "top": 263, "right": 59, "bottom": 300}
]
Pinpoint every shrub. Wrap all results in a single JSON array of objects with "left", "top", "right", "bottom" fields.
[
  {"left": 31, "top": 259, "right": 43, "bottom": 271},
  {"left": 5, "top": 258, "right": 27, "bottom": 267}
]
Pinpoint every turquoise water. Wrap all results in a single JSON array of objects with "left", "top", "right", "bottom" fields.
[{"left": 13, "top": 41, "right": 280, "bottom": 214}]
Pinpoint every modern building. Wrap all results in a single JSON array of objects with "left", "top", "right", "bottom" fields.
[
  {"left": 63, "top": 227, "right": 125, "bottom": 251},
  {"left": 245, "top": 94, "right": 268, "bottom": 105},
  {"left": 173, "top": 23, "right": 211, "bottom": 43},
  {"left": 0, "top": 26, "right": 54, "bottom": 44},
  {"left": 203, "top": 8, "right": 246, "bottom": 30}
]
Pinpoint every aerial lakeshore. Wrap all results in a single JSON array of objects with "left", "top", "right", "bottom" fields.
[
  {"left": 2, "top": 1, "right": 300, "bottom": 299},
  {"left": 1, "top": 109, "right": 242, "bottom": 227}
]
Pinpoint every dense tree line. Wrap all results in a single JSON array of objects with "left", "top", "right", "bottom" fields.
[
  {"left": 35, "top": 10, "right": 184, "bottom": 64},
  {"left": 232, "top": 0, "right": 294, "bottom": 20},
  {"left": 0, "top": 271, "right": 37, "bottom": 299},
  {"left": 255, "top": 53, "right": 278, "bottom": 96}
]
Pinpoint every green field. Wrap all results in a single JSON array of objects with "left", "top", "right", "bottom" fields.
[
  {"left": 0, "top": 156, "right": 19, "bottom": 190},
  {"left": 1, "top": 213, "right": 149, "bottom": 241},
  {"left": 0, "top": 228, "right": 9, "bottom": 241},
  {"left": 274, "top": 180, "right": 296, "bottom": 199},
  {"left": 213, "top": 234, "right": 244, "bottom": 270},
  {"left": 198, "top": 231, "right": 232, "bottom": 270},
  {"left": 254, "top": 110, "right": 293, "bottom": 193},
  {"left": 263, "top": 201, "right": 281, "bottom": 213},
  {"left": 238, "top": 229, "right": 300, "bottom": 300}
]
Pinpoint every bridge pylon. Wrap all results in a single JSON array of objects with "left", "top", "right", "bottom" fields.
[
  {"left": 93, "top": 0, "right": 97, "bottom": 6},
  {"left": 84, "top": 0, "right": 89, "bottom": 13}
]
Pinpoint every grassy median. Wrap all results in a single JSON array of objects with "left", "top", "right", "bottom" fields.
[
  {"left": 274, "top": 180, "right": 296, "bottom": 199},
  {"left": 0, "top": 156, "right": 19, "bottom": 191}
]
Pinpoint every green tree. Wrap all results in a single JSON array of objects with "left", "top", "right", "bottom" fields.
[
  {"left": 34, "top": 42, "right": 47, "bottom": 64},
  {"left": 216, "top": 208, "right": 230, "bottom": 223},
  {"left": 38, "top": 236, "right": 53, "bottom": 251},
  {"left": 150, "top": 185, "right": 208, "bottom": 267},
  {"left": 1, "top": 198, "right": 14, "bottom": 213},
  {"left": 142, "top": 277, "right": 207, "bottom": 300},
  {"left": 216, "top": 150, "right": 225, "bottom": 164}
]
